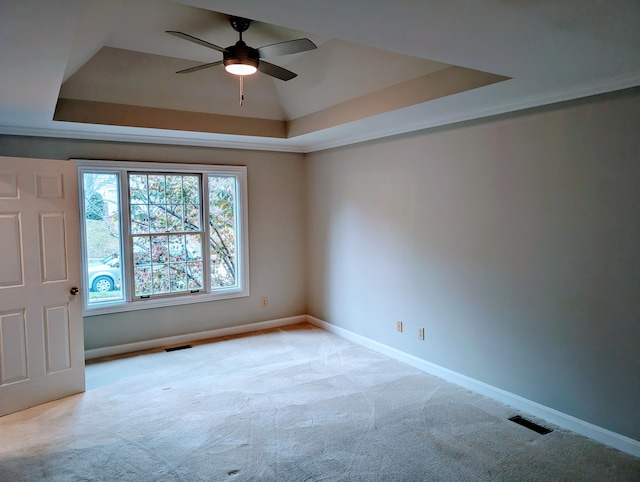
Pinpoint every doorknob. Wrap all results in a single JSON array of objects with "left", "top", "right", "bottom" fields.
[{"left": 70, "top": 287, "right": 80, "bottom": 295}]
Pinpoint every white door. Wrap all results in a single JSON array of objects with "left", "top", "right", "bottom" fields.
[{"left": 0, "top": 156, "right": 84, "bottom": 416}]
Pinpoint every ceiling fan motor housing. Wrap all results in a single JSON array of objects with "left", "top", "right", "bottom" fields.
[{"left": 224, "top": 41, "right": 260, "bottom": 70}]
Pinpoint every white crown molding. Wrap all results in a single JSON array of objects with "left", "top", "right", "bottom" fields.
[
  {"left": 0, "top": 124, "right": 307, "bottom": 153},
  {"left": 307, "top": 315, "right": 640, "bottom": 458},
  {"left": 1, "top": 73, "right": 638, "bottom": 154},
  {"left": 302, "top": 72, "right": 640, "bottom": 152}
]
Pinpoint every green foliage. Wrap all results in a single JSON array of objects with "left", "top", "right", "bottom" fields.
[{"left": 85, "top": 192, "right": 104, "bottom": 220}]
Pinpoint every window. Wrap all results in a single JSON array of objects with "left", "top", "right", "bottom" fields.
[{"left": 77, "top": 161, "right": 249, "bottom": 315}]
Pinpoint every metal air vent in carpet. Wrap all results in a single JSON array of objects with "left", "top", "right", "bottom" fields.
[
  {"left": 509, "top": 415, "right": 552, "bottom": 435},
  {"left": 165, "top": 345, "right": 192, "bottom": 352}
]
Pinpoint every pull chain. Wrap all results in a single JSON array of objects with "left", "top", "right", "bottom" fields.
[{"left": 239, "top": 75, "right": 244, "bottom": 106}]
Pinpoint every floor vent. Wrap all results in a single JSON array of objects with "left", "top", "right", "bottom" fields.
[
  {"left": 165, "top": 345, "right": 192, "bottom": 352},
  {"left": 509, "top": 415, "right": 552, "bottom": 435}
]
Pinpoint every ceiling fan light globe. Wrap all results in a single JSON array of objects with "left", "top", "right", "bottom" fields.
[
  {"left": 225, "top": 64, "right": 257, "bottom": 75},
  {"left": 224, "top": 57, "right": 258, "bottom": 76}
]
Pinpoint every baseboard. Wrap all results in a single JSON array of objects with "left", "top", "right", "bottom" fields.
[
  {"left": 306, "top": 315, "right": 640, "bottom": 459},
  {"left": 84, "top": 315, "right": 307, "bottom": 360}
]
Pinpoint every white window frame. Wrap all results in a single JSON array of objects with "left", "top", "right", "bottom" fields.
[{"left": 76, "top": 160, "right": 249, "bottom": 316}]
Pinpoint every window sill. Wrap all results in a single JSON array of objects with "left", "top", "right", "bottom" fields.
[{"left": 83, "top": 288, "right": 249, "bottom": 317}]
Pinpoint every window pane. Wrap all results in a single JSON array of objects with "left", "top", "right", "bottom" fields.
[
  {"left": 148, "top": 175, "right": 166, "bottom": 204},
  {"left": 129, "top": 173, "right": 204, "bottom": 298},
  {"left": 165, "top": 175, "right": 183, "bottom": 204},
  {"left": 184, "top": 204, "right": 200, "bottom": 231},
  {"left": 133, "top": 236, "right": 151, "bottom": 265},
  {"left": 185, "top": 234, "right": 202, "bottom": 261},
  {"left": 151, "top": 235, "right": 169, "bottom": 263},
  {"left": 209, "top": 175, "right": 237, "bottom": 288},
  {"left": 149, "top": 205, "right": 167, "bottom": 232},
  {"left": 130, "top": 205, "right": 149, "bottom": 234},
  {"left": 169, "top": 235, "right": 186, "bottom": 263},
  {"left": 134, "top": 266, "right": 152, "bottom": 296},
  {"left": 166, "top": 204, "right": 183, "bottom": 232},
  {"left": 152, "top": 264, "right": 170, "bottom": 294},
  {"left": 187, "top": 262, "right": 203, "bottom": 290},
  {"left": 129, "top": 175, "right": 148, "bottom": 204},
  {"left": 183, "top": 175, "right": 200, "bottom": 204},
  {"left": 82, "top": 172, "right": 124, "bottom": 304},
  {"left": 170, "top": 265, "right": 187, "bottom": 292}
]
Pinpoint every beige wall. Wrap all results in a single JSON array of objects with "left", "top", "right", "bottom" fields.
[
  {"left": 0, "top": 138, "right": 307, "bottom": 350},
  {"left": 305, "top": 88, "right": 640, "bottom": 441}
]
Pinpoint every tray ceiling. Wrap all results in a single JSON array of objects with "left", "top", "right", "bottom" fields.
[
  {"left": 1, "top": 0, "right": 638, "bottom": 152},
  {"left": 54, "top": 2, "right": 507, "bottom": 140}
]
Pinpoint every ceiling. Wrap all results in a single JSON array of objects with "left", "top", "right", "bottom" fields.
[{"left": 1, "top": 0, "right": 638, "bottom": 153}]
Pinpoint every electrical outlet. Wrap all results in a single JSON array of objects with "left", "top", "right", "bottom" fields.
[
  {"left": 261, "top": 297, "right": 268, "bottom": 308},
  {"left": 418, "top": 327, "right": 425, "bottom": 340},
  {"left": 397, "top": 321, "right": 403, "bottom": 332}
]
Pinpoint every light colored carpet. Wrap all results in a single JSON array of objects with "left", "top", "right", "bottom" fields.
[{"left": 0, "top": 323, "right": 638, "bottom": 481}]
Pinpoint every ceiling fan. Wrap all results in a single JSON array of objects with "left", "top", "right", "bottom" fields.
[{"left": 167, "top": 16, "right": 317, "bottom": 81}]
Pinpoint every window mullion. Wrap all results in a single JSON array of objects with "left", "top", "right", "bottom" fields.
[
  {"left": 120, "top": 169, "right": 134, "bottom": 302},
  {"left": 233, "top": 173, "right": 244, "bottom": 292},
  {"left": 202, "top": 173, "right": 211, "bottom": 294}
]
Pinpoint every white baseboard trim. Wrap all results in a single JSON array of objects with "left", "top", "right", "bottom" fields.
[
  {"left": 84, "top": 315, "right": 307, "bottom": 360},
  {"left": 307, "top": 315, "right": 640, "bottom": 458}
]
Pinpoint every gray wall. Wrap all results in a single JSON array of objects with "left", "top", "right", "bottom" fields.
[
  {"left": 1, "top": 87, "right": 638, "bottom": 441},
  {"left": 306, "top": 88, "right": 640, "bottom": 440},
  {"left": 0, "top": 137, "right": 307, "bottom": 350}
]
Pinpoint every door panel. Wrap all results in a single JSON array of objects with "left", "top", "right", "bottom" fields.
[
  {"left": 0, "top": 213, "right": 22, "bottom": 286},
  {"left": 0, "top": 311, "right": 28, "bottom": 384},
  {"left": 43, "top": 304, "right": 72, "bottom": 374},
  {"left": 0, "top": 171, "right": 18, "bottom": 197},
  {"left": 0, "top": 156, "right": 84, "bottom": 416},
  {"left": 39, "top": 212, "right": 69, "bottom": 282}
]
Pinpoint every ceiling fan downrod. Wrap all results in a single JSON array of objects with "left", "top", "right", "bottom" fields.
[{"left": 231, "top": 16, "right": 251, "bottom": 105}]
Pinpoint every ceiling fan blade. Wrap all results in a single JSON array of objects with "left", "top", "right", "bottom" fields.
[
  {"left": 257, "top": 61, "right": 297, "bottom": 81},
  {"left": 166, "top": 31, "right": 227, "bottom": 53},
  {"left": 257, "top": 38, "right": 317, "bottom": 58},
  {"left": 176, "top": 60, "right": 223, "bottom": 74}
]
